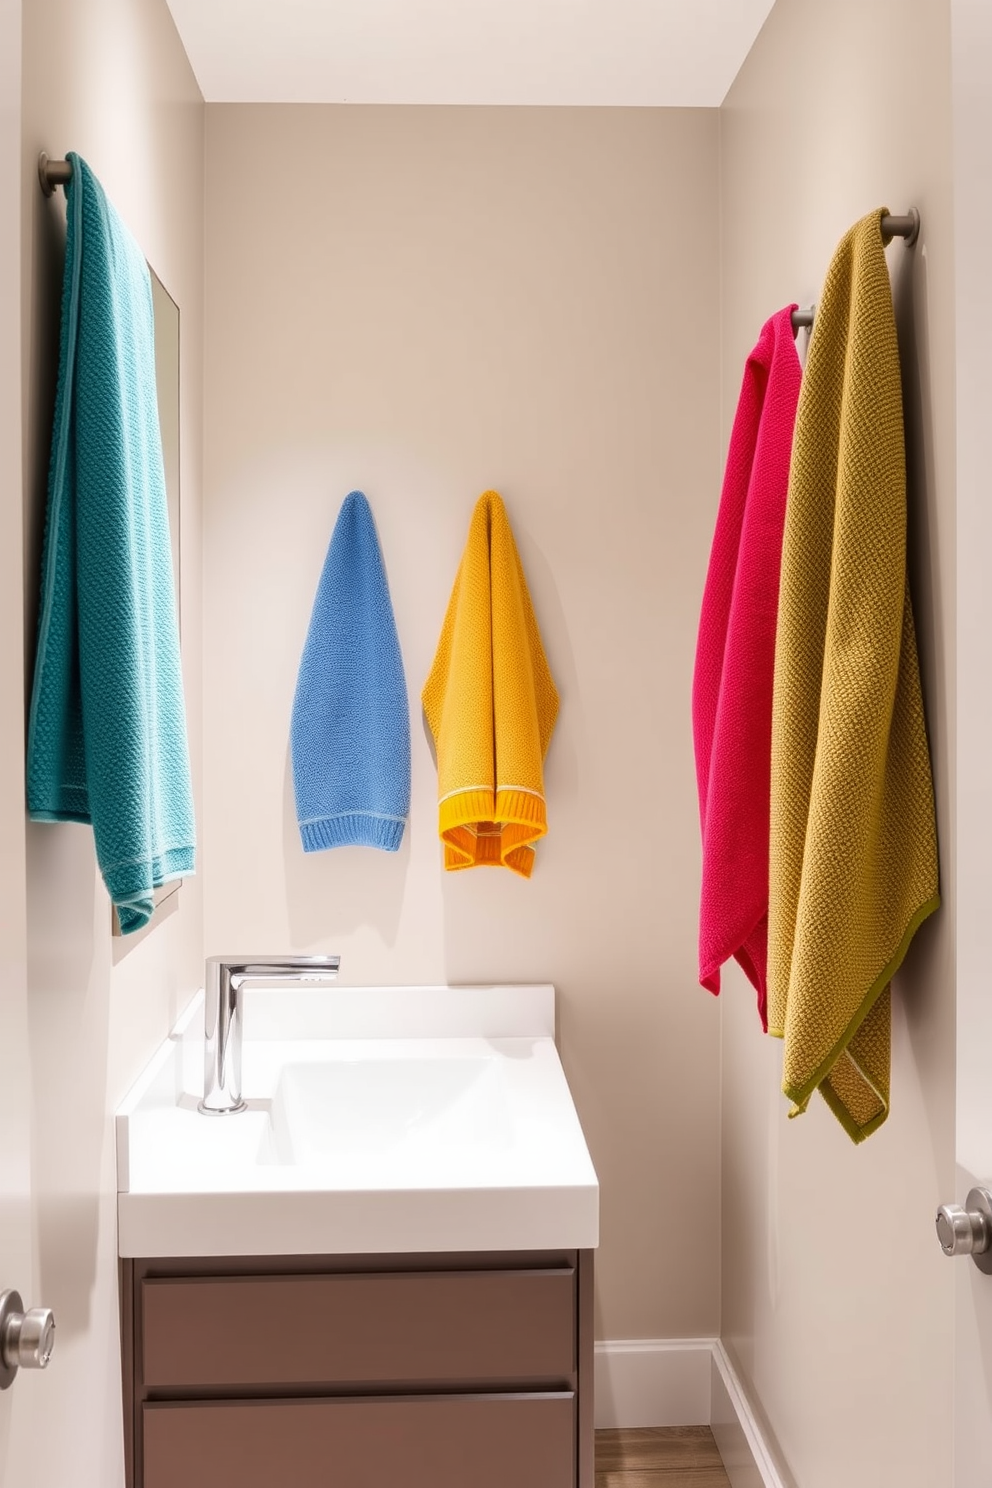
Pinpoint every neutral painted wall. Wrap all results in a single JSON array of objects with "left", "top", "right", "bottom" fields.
[
  {"left": 18, "top": 1, "right": 204, "bottom": 1481},
  {"left": 0, "top": 0, "right": 34, "bottom": 1470},
  {"left": 718, "top": 2, "right": 956, "bottom": 1485},
  {"left": 202, "top": 104, "right": 723, "bottom": 1342},
  {"left": 950, "top": 1, "right": 992, "bottom": 1478}
]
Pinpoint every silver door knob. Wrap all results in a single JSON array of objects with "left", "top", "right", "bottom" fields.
[
  {"left": 936, "top": 1187, "right": 992, "bottom": 1273},
  {"left": 0, "top": 1290, "right": 55, "bottom": 1389}
]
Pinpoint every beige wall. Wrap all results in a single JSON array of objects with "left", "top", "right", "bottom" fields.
[
  {"left": 951, "top": 0, "right": 992, "bottom": 1475},
  {"left": 718, "top": 2, "right": 956, "bottom": 1485},
  {"left": 18, "top": 0, "right": 203, "bottom": 1481},
  {"left": 0, "top": 0, "right": 34, "bottom": 1469},
  {"left": 202, "top": 104, "right": 723, "bottom": 1341}
]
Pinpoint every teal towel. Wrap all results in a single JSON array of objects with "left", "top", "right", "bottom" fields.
[{"left": 26, "top": 153, "right": 195, "bottom": 934}]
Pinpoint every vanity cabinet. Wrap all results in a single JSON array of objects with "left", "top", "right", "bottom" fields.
[{"left": 121, "top": 1249, "right": 594, "bottom": 1488}]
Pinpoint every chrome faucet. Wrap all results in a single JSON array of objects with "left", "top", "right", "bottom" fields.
[{"left": 198, "top": 955, "right": 341, "bottom": 1116}]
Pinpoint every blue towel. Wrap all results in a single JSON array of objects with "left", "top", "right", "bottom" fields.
[
  {"left": 291, "top": 492, "right": 410, "bottom": 852},
  {"left": 26, "top": 154, "right": 195, "bottom": 934}
]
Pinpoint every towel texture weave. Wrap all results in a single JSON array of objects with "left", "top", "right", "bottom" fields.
[
  {"left": 423, "top": 490, "right": 558, "bottom": 876},
  {"left": 26, "top": 153, "right": 195, "bottom": 934},
  {"left": 291, "top": 491, "right": 410, "bottom": 852},
  {"left": 693, "top": 307, "right": 802, "bottom": 1029},
  {"left": 768, "top": 210, "right": 940, "bottom": 1142}
]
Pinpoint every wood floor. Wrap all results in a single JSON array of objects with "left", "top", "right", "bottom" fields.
[{"left": 595, "top": 1427, "right": 732, "bottom": 1487}]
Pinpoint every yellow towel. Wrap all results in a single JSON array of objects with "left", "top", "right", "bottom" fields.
[
  {"left": 423, "top": 491, "right": 559, "bottom": 876},
  {"left": 768, "top": 210, "right": 940, "bottom": 1143}
]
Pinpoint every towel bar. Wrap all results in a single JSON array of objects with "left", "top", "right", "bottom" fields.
[
  {"left": 790, "top": 209, "right": 921, "bottom": 334},
  {"left": 39, "top": 147, "right": 918, "bottom": 351},
  {"left": 38, "top": 150, "right": 924, "bottom": 256},
  {"left": 38, "top": 153, "right": 72, "bottom": 197},
  {"left": 881, "top": 208, "right": 921, "bottom": 246}
]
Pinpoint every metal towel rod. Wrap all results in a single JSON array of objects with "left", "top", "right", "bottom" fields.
[
  {"left": 791, "top": 209, "right": 921, "bottom": 334},
  {"left": 37, "top": 153, "right": 72, "bottom": 197},
  {"left": 38, "top": 153, "right": 924, "bottom": 253},
  {"left": 880, "top": 208, "right": 922, "bottom": 246},
  {"left": 38, "top": 152, "right": 919, "bottom": 347}
]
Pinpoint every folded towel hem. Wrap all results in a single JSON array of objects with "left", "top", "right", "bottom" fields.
[
  {"left": 29, "top": 808, "right": 91, "bottom": 825},
  {"left": 111, "top": 860, "right": 195, "bottom": 937},
  {"left": 815, "top": 1079, "right": 890, "bottom": 1145},
  {"left": 115, "top": 901, "right": 156, "bottom": 935},
  {"left": 439, "top": 785, "right": 546, "bottom": 875},
  {"left": 439, "top": 787, "right": 547, "bottom": 833},
  {"left": 103, "top": 847, "right": 196, "bottom": 900},
  {"left": 113, "top": 865, "right": 188, "bottom": 908},
  {"left": 301, "top": 813, "right": 406, "bottom": 853},
  {"left": 769, "top": 890, "right": 940, "bottom": 1133},
  {"left": 443, "top": 838, "right": 535, "bottom": 876},
  {"left": 28, "top": 782, "right": 91, "bottom": 821},
  {"left": 101, "top": 844, "right": 196, "bottom": 873},
  {"left": 122, "top": 866, "right": 187, "bottom": 894}
]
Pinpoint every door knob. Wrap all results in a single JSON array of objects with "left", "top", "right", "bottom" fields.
[
  {"left": 936, "top": 1187, "right": 992, "bottom": 1273},
  {"left": 0, "top": 1290, "right": 55, "bottom": 1389}
]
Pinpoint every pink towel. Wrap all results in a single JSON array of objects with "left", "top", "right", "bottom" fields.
[{"left": 692, "top": 307, "right": 802, "bottom": 1029}]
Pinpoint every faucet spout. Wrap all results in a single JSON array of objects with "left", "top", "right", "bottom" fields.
[{"left": 198, "top": 954, "right": 341, "bottom": 1115}]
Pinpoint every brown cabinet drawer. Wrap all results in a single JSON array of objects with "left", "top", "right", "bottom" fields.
[
  {"left": 143, "top": 1393, "right": 575, "bottom": 1488},
  {"left": 141, "top": 1267, "right": 575, "bottom": 1388}
]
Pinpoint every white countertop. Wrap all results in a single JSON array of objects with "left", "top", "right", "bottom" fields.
[{"left": 116, "top": 984, "right": 599, "bottom": 1258}]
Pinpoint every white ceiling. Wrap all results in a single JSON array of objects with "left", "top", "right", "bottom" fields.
[{"left": 165, "top": 0, "right": 776, "bottom": 107}]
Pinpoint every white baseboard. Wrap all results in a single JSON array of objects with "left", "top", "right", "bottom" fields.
[
  {"left": 594, "top": 1338, "right": 715, "bottom": 1429},
  {"left": 594, "top": 1337, "right": 791, "bottom": 1488},
  {"left": 711, "top": 1342, "right": 792, "bottom": 1488}
]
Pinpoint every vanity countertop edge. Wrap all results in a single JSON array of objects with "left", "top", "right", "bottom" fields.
[{"left": 116, "top": 983, "right": 600, "bottom": 1259}]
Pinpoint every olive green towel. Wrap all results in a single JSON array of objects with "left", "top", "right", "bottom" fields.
[{"left": 767, "top": 209, "right": 940, "bottom": 1143}]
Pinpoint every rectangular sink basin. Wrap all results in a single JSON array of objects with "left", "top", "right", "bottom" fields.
[
  {"left": 263, "top": 1053, "right": 513, "bottom": 1163},
  {"left": 116, "top": 984, "right": 599, "bottom": 1258}
]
